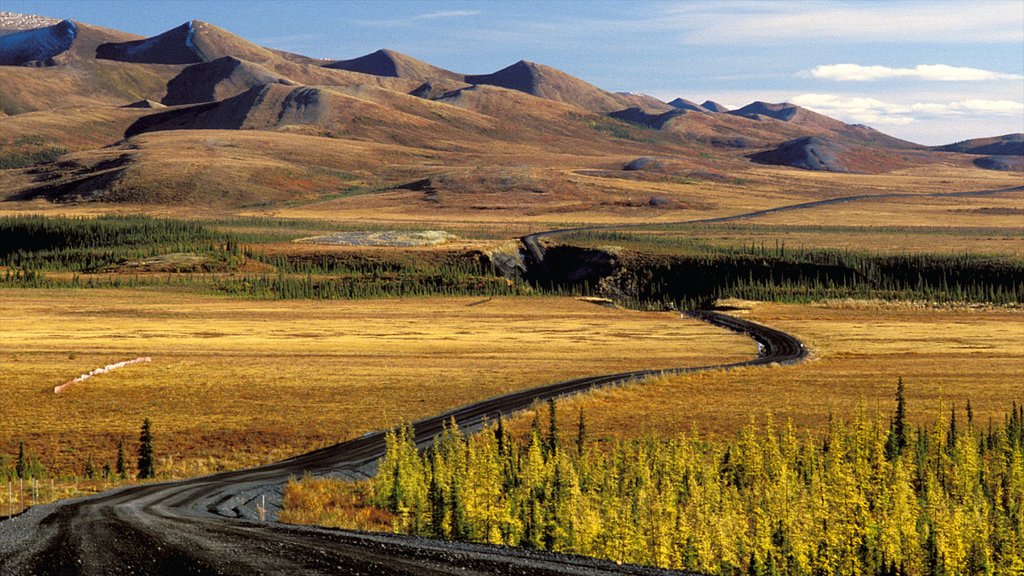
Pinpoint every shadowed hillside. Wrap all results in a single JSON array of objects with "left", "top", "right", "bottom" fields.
[
  {"left": 4, "top": 10, "right": 1018, "bottom": 211},
  {"left": 163, "top": 56, "right": 295, "bottom": 105},
  {"left": 325, "top": 48, "right": 463, "bottom": 82},
  {"left": 748, "top": 136, "right": 850, "bottom": 172},
  {"left": 935, "top": 133, "right": 1024, "bottom": 155},
  {"left": 667, "top": 98, "right": 707, "bottom": 112},
  {"left": 465, "top": 60, "right": 642, "bottom": 113}
]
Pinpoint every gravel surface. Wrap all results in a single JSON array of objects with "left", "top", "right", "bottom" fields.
[{"left": 5, "top": 185, "right": 1016, "bottom": 574}]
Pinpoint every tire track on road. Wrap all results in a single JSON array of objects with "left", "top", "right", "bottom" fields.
[{"left": 5, "top": 184, "right": 1018, "bottom": 574}]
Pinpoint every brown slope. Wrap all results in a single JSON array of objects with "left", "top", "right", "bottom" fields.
[
  {"left": 701, "top": 100, "right": 729, "bottom": 112},
  {"left": 163, "top": 56, "right": 296, "bottom": 105},
  {"left": 934, "top": 133, "right": 1024, "bottom": 155},
  {"left": 123, "top": 83, "right": 503, "bottom": 152},
  {"left": 667, "top": 98, "right": 707, "bottom": 112},
  {"left": 96, "top": 20, "right": 301, "bottom": 65},
  {"left": 410, "top": 79, "right": 472, "bottom": 99},
  {"left": 729, "top": 101, "right": 918, "bottom": 148},
  {"left": 5, "top": 130, "right": 450, "bottom": 205},
  {"left": 0, "top": 105, "right": 155, "bottom": 150},
  {"left": 0, "top": 18, "right": 177, "bottom": 114},
  {"left": 324, "top": 49, "right": 463, "bottom": 82},
  {"left": 748, "top": 136, "right": 851, "bottom": 172},
  {"left": 0, "top": 14, "right": 141, "bottom": 65},
  {"left": 464, "top": 60, "right": 637, "bottom": 114},
  {"left": 616, "top": 93, "right": 674, "bottom": 113}
]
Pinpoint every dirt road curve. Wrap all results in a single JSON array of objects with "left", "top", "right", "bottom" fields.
[
  {"left": 2, "top": 185, "right": 1016, "bottom": 575},
  {"left": 0, "top": 309, "right": 802, "bottom": 576}
]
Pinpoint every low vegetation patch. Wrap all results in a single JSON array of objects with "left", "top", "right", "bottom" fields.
[
  {"left": 552, "top": 231, "right": 1024, "bottom": 307},
  {"left": 284, "top": 394, "right": 1024, "bottom": 575}
]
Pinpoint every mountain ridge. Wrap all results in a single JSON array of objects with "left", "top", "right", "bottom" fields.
[{"left": 2, "top": 12, "right": 1019, "bottom": 209}]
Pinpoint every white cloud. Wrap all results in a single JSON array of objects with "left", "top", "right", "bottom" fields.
[
  {"left": 412, "top": 10, "right": 481, "bottom": 20},
  {"left": 804, "top": 63, "right": 1024, "bottom": 82},
  {"left": 790, "top": 93, "right": 1024, "bottom": 126},
  {"left": 665, "top": 1, "right": 1024, "bottom": 44},
  {"left": 352, "top": 10, "right": 480, "bottom": 27}
]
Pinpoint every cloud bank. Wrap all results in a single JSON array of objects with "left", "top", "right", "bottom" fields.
[
  {"left": 790, "top": 93, "right": 1024, "bottom": 126},
  {"left": 804, "top": 63, "right": 1023, "bottom": 82},
  {"left": 669, "top": 0, "right": 1024, "bottom": 45}
]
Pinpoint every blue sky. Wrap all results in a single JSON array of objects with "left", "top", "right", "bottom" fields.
[{"left": 4, "top": 0, "right": 1023, "bottom": 144}]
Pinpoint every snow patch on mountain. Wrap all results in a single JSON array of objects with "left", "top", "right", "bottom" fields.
[{"left": 0, "top": 12, "right": 61, "bottom": 36}]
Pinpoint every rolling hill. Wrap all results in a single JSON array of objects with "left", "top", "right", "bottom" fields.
[
  {"left": 2, "top": 11, "right": 1017, "bottom": 210},
  {"left": 934, "top": 133, "right": 1024, "bottom": 155},
  {"left": 325, "top": 48, "right": 463, "bottom": 82},
  {"left": 464, "top": 60, "right": 648, "bottom": 114}
]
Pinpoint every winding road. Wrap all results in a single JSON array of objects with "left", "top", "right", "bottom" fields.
[{"left": 1, "top": 184, "right": 1019, "bottom": 575}]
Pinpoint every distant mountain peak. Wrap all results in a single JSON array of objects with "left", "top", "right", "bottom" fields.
[
  {"left": 324, "top": 48, "right": 462, "bottom": 82},
  {"left": 667, "top": 98, "right": 707, "bottom": 112},
  {"left": 465, "top": 59, "right": 636, "bottom": 113},
  {"left": 730, "top": 101, "right": 801, "bottom": 121},
  {"left": 96, "top": 19, "right": 277, "bottom": 65},
  {"left": 700, "top": 100, "right": 729, "bottom": 113}
]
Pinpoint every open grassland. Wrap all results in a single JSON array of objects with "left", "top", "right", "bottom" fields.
[
  {"left": 0, "top": 289, "right": 752, "bottom": 485},
  {"left": 1, "top": 160, "right": 1020, "bottom": 229},
  {"left": 575, "top": 223, "right": 1024, "bottom": 257},
  {"left": 531, "top": 300, "right": 1024, "bottom": 443}
]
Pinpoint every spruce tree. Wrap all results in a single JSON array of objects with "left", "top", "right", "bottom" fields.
[
  {"left": 947, "top": 404, "right": 957, "bottom": 453},
  {"left": 547, "top": 398, "right": 558, "bottom": 457},
  {"left": 15, "top": 442, "right": 26, "bottom": 479},
  {"left": 894, "top": 377, "right": 907, "bottom": 450},
  {"left": 137, "top": 418, "right": 154, "bottom": 479},
  {"left": 115, "top": 437, "right": 127, "bottom": 478},
  {"left": 531, "top": 410, "right": 542, "bottom": 446},
  {"left": 428, "top": 456, "right": 446, "bottom": 538},
  {"left": 576, "top": 407, "right": 587, "bottom": 457},
  {"left": 885, "top": 378, "right": 908, "bottom": 460}
]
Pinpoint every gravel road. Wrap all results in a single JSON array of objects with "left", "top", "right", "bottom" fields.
[
  {"left": 5, "top": 184, "right": 1017, "bottom": 575},
  {"left": 0, "top": 308, "right": 801, "bottom": 575}
]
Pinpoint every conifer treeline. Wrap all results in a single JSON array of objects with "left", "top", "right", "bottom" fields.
[
  {"left": 614, "top": 251, "right": 1024, "bottom": 308},
  {"left": 363, "top": 399, "right": 1024, "bottom": 575},
  {"left": 0, "top": 215, "right": 529, "bottom": 299},
  {"left": 3, "top": 215, "right": 1022, "bottom": 305}
]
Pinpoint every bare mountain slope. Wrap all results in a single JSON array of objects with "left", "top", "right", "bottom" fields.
[
  {"left": 465, "top": 60, "right": 639, "bottom": 114},
  {"left": 667, "top": 98, "right": 707, "bottom": 112},
  {"left": 96, "top": 20, "right": 311, "bottom": 65},
  {"left": 0, "top": 13, "right": 141, "bottom": 66},
  {"left": 701, "top": 100, "right": 729, "bottom": 112},
  {"left": 748, "top": 136, "right": 850, "bottom": 172},
  {"left": 728, "top": 101, "right": 917, "bottom": 148},
  {"left": 163, "top": 56, "right": 295, "bottom": 105},
  {"left": 935, "top": 133, "right": 1024, "bottom": 155},
  {"left": 6, "top": 130, "right": 447, "bottom": 205},
  {"left": 0, "top": 18, "right": 179, "bottom": 113},
  {"left": 123, "top": 83, "right": 503, "bottom": 150},
  {"left": 0, "top": 19, "right": 78, "bottom": 65},
  {"left": 325, "top": 48, "right": 463, "bottom": 82}
]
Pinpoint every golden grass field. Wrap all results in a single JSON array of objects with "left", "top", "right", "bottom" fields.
[
  {"left": 0, "top": 289, "right": 751, "bottom": 483},
  {"left": 2, "top": 159, "right": 1019, "bottom": 266},
  {"left": 536, "top": 299, "right": 1024, "bottom": 443}
]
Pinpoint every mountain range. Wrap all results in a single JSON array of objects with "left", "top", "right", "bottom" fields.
[{"left": 1, "top": 12, "right": 1019, "bottom": 208}]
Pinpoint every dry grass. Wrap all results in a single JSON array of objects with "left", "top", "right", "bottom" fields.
[
  {"left": 0, "top": 289, "right": 751, "bottom": 480},
  {"left": 537, "top": 299, "right": 1024, "bottom": 443}
]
